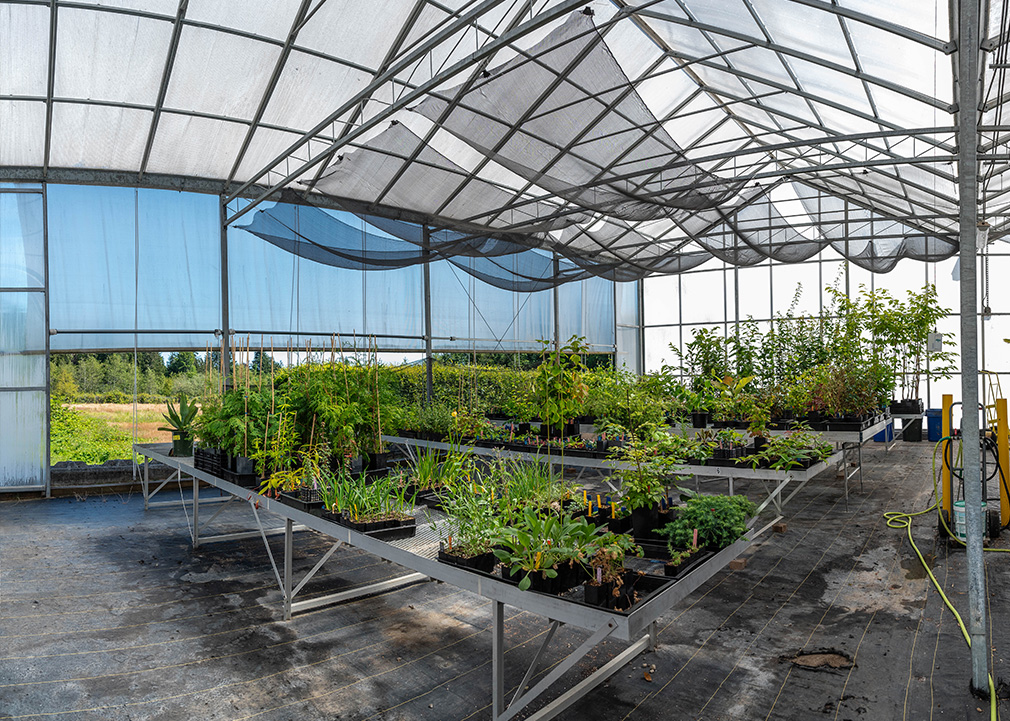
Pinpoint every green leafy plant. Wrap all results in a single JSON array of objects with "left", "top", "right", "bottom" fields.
[
  {"left": 493, "top": 509, "right": 600, "bottom": 591},
  {"left": 535, "top": 335, "right": 589, "bottom": 432},
  {"left": 159, "top": 394, "right": 199, "bottom": 436},
  {"left": 606, "top": 422, "right": 683, "bottom": 511},
  {"left": 660, "top": 494, "right": 757, "bottom": 550}
]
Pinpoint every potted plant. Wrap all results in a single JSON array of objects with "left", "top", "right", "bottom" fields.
[
  {"left": 493, "top": 509, "right": 599, "bottom": 592},
  {"left": 661, "top": 494, "right": 757, "bottom": 551},
  {"left": 534, "top": 336, "right": 589, "bottom": 438},
  {"left": 160, "top": 394, "right": 199, "bottom": 457},
  {"left": 606, "top": 423, "right": 683, "bottom": 542},
  {"left": 583, "top": 532, "right": 643, "bottom": 608}
]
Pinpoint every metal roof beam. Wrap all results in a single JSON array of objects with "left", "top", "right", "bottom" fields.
[
  {"left": 225, "top": 0, "right": 317, "bottom": 188},
  {"left": 41, "top": 0, "right": 57, "bottom": 175},
  {"left": 786, "top": 0, "right": 955, "bottom": 54},
  {"left": 138, "top": 0, "right": 189, "bottom": 182},
  {"left": 635, "top": 7, "right": 953, "bottom": 112},
  {"left": 224, "top": 0, "right": 525, "bottom": 212}
]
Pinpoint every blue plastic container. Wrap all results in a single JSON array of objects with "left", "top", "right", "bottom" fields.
[
  {"left": 873, "top": 421, "right": 894, "bottom": 442},
  {"left": 925, "top": 408, "right": 942, "bottom": 442}
]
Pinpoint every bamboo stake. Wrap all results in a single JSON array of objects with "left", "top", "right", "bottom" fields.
[
  {"left": 259, "top": 334, "right": 264, "bottom": 389},
  {"left": 337, "top": 333, "right": 351, "bottom": 404}
]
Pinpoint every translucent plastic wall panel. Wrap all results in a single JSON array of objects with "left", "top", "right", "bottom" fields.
[
  {"left": 616, "top": 325, "right": 641, "bottom": 374},
  {"left": 0, "top": 391, "right": 45, "bottom": 486},
  {"left": 771, "top": 263, "right": 820, "bottom": 316},
  {"left": 644, "top": 326, "right": 679, "bottom": 374},
  {"left": 679, "top": 269, "right": 725, "bottom": 323},
  {"left": 0, "top": 101, "right": 45, "bottom": 166},
  {"left": 49, "top": 104, "right": 153, "bottom": 171},
  {"left": 55, "top": 7, "right": 171, "bottom": 105},
  {"left": 616, "top": 280, "right": 640, "bottom": 327},
  {"left": 228, "top": 224, "right": 362, "bottom": 337},
  {"left": 584, "top": 276, "right": 615, "bottom": 351},
  {"left": 164, "top": 26, "right": 281, "bottom": 121},
  {"left": 734, "top": 265, "right": 771, "bottom": 319},
  {"left": 557, "top": 280, "right": 583, "bottom": 344},
  {"left": 643, "top": 275, "right": 678, "bottom": 326},
  {"left": 145, "top": 114, "right": 248, "bottom": 179},
  {"left": 0, "top": 292, "right": 45, "bottom": 387},
  {"left": 49, "top": 185, "right": 221, "bottom": 350},
  {"left": 0, "top": 192, "right": 44, "bottom": 288},
  {"left": 870, "top": 262, "right": 929, "bottom": 299},
  {"left": 983, "top": 315, "right": 1010, "bottom": 372},
  {"left": 362, "top": 265, "right": 423, "bottom": 349}
]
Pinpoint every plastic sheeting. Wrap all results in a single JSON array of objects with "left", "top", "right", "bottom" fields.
[{"left": 0, "top": 187, "right": 45, "bottom": 487}]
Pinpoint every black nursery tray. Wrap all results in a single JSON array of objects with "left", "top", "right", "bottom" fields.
[
  {"left": 825, "top": 414, "right": 876, "bottom": 431},
  {"left": 222, "top": 469, "right": 259, "bottom": 488}
]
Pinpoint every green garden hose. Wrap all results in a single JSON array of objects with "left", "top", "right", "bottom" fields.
[{"left": 883, "top": 437, "right": 1002, "bottom": 721}]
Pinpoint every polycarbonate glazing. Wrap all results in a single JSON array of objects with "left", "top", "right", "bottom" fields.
[
  {"left": 0, "top": 390, "right": 45, "bottom": 487},
  {"left": 0, "top": 0, "right": 982, "bottom": 283}
]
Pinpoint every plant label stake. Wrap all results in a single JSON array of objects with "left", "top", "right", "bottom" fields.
[{"left": 693, "top": 528, "right": 699, "bottom": 548}]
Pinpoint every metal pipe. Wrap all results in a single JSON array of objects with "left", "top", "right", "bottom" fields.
[
  {"left": 957, "top": 0, "right": 989, "bottom": 693},
  {"left": 422, "top": 225, "right": 433, "bottom": 403}
]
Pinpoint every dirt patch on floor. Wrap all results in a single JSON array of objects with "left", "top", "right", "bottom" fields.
[{"left": 790, "top": 651, "right": 854, "bottom": 671}]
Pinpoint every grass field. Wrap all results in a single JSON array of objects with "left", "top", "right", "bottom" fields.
[
  {"left": 70, "top": 403, "right": 173, "bottom": 444},
  {"left": 51, "top": 402, "right": 175, "bottom": 464}
]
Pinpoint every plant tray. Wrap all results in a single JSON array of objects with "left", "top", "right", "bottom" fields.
[
  {"left": 663, "top": 550, "right": 715, "bottom": 580},
  {"left": 825, "top": 415, "right": 875, "bottom": 431},
  {"left": 277, "top": 492, "right": 323, "bottom": 513},
  {"left": 437, "top": 547, "right": 497, "bottom": 575},
  {"left": 316, "top": 509, "right": 343, "bottom": 523},
  {"left": 635, "top": 540, "right": 672, "bottom": 560},
  {"left": 365, "top": 521, "right": 417, "bottom": 542},
  {"left": 221, "top": 469, "right": 259, "bottom": 488},
  {"left": 889, "top": 399, "right": 924, "bottom": 416}
]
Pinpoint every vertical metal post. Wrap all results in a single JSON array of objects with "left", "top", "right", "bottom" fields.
[
  {"left": 956, "top": 0, "right": 988, "bottom": 691},
  {"left": 219, "top": 197, "right": 232, "bottom": 389},
  {"left": 284, "top": 518, "right": 294, "bottom": 621},
  {"left": 143, "top": 456, "right": 149, "bottom": 511},
  {"left": 422, "top": 226, "right": 433, "bottom": 403},
  {"left": 42, "top": 183, "right": 51, "bottom": 497},
  {"left": 552, "top": 254, "right": 560, "bottom": 351},
  {"left": 637, "top": 279, "right": 645, "bottom": 375},
  {"left": 942, "top": 393, "right": 953, "bottom": 516},
  {"left": 192, "top": 474, "right": 200, "bottom": 548},
  {"left": 492, "top": 601, "right": 505, "bottom": 719}
]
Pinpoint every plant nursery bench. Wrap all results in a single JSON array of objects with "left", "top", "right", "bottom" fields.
[{"left": 134, "top": 441, "right": 767, "bottom": 721}]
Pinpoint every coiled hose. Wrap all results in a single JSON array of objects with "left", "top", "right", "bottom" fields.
[{"left": 884, "top": 437, "right": 1007, "bottom": 720}]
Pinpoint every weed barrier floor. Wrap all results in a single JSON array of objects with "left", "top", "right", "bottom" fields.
[{"left": 2, "top": 442, "right": 1008, "bottom": 720}]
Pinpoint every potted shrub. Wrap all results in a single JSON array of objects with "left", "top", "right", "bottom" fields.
[
  {"left": 159, "top": 394, "right": 199, "bottom": 457},
  {"left": 534, "top": 336, "right": 589, "bottom": 438},
  {"left": 661, "top": 494, "right": 757, "bottom": 551},
  {"left": 606, "top": 423, "right": 683, "bottom": 542}
]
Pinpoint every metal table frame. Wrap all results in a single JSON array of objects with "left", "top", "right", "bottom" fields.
[{"left": 135, "top": 442, "right": 768, "bottom": 721}]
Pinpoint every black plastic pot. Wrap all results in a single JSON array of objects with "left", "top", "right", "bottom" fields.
[
  {"left": 890, "top": 398, "right": 924, "bottom": 416},
  {"left": 438, "top": 547, "right": 497, "bottom": 574},
  {"left": 690, "top": 411, "right": 710, "bottom": 428},
  {"left": 583, "top": 581, "right": 616, "bottom": 608},
  {"left": 753, "top": 436, "right": 769, "bottom": 453},
  {"left": 631, "top": 504, "right": 659, "bottom": 542}
]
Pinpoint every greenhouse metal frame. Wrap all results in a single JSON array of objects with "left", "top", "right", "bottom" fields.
[{"left": 0, "top": 0, "right": 1006, "bottom": 702}]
